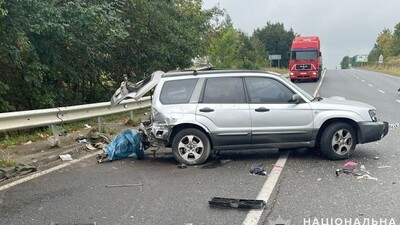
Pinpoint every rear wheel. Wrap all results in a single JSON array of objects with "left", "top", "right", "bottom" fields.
[
  {"left": 172, "top": 128, "right": 211, "bottom": 165},
  {"left": 320, "top": 122, "right": 356, "bottom": 160}
]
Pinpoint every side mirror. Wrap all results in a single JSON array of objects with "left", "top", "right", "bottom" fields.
[
  {"left": 292, "top": 94, "right": 302, "bottom": 104},
  {"left": 287, "top": 52, "right": 291, "bottom": 58}
]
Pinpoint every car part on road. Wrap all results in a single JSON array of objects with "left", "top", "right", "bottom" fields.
[
  {"left": 320, "top": 122, "right": 356, "bottom": 160},
  {"left": 249, "top": 163, "right": 267, "bottom": 176},
  {"left": 208, "top": 197, "right": 266, "bottom": 209},
  {"left": 172, "top": 128, "right": 211, "bottom": 165}
]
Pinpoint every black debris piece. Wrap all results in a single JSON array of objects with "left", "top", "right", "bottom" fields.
[
  {"left": 249, "top": 163, "right": 267, "bottom": 176},
  {"left": 209, "top": 197, "right": 266, "bottom": 209}
]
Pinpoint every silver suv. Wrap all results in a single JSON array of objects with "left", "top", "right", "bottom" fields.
[{"left": 111, "top": 69, "right": 389, "bottom": 165}]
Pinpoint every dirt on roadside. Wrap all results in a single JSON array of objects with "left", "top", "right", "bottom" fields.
[{"left": 0, "top": 116, "right": 149, "bottom": 166}]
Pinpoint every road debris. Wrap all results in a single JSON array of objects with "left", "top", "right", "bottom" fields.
[
  {"left": 0, "top": 163, "right": 37, "bottom": 181},
  {"left": 59, "top": 154, "right": 73, "bottom": 161},
  {"left": 97, "top": 129, "right": 144, "bottom": 163},
  {"left": 249, "top": 163, "right": 267, "bottom": 176},
  {"left": 377, "top": 166, "right": 392, "bottom": 169},
  {"left": 105, "top": 183, "right": 143, "bottom": 188},
  {"left": 336, "top": 162, "right": 377, "bottom": 180},
  {"left": 356, "top": 174, "right": 378, "bottom": 181},
  {"left": 209, "top": 197, "right": 265, "bottom": 209},
  {"left": 373, "top": 156, "right": 380, "bottom": 160},
  {"left": 201, "top": 159, "right": 232, "bottom": 169},
  {"left": 389, "top": 123, "right": 399, "bottom": 130},
  {"left": 177, "top": 163, "right": 187, "bottom": 169}
]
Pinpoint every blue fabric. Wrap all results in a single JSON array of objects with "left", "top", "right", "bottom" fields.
[{"left": 102, "top": 129, "right": 142, "bottom": 161}]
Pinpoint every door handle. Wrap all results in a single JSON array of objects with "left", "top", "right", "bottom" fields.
[
  {"left": 199, "top": 107, "right": 214, "bottom": 112},
  {"left": 255, "top": 107, "right": 270, "bottom": 112}
]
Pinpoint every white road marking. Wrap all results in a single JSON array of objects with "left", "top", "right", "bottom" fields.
[
  {"left": 378, "top": 90, "right": 385, "bottom": 94},
  {"left": 397, "top": 100, "right": 400, "bottom": 103},
  {"left": 361, "top": 80, "right": 365, "bottom": 82},
  {"left": 313, "top": 70, "right": 327, "bottom": 96},
  {"left": 368, "top": 84, "right": 373, "bottom": 87},
  {"left": 0, "top": 150, "right": 102, "bottom": 192},
  {"left": 242, "top": 151, "right": 290, "bottom": 225}
]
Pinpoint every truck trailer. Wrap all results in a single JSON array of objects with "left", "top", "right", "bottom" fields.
[{"left": 289, "top": 36, "right": 323, "bottom": 82}]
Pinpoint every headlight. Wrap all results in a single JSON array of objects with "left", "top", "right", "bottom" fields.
[{"left": 368, "top": 109, "right": 378, "bottom": 122}]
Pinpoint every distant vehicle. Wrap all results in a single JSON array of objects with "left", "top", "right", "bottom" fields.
[
  {"left": 289, "top": 36, "right": 323, "bottom": 82},
  {"left": 111, "top": 69, "right": 388, "bottom": 165}
]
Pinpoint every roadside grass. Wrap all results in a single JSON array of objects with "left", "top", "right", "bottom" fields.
[
  {"left": 264, "top": 67, "right": 289, "bottom": 75},
  {"left": 361, "top": 66, "right": 400, "bottom": 77},
  {"left": 0, "top": 150, "right": 17, "bottom": 168},
  {"left": 0, "top": 107, "right": 150, "bottom": 149},
  {"left": 358, "top": 57, "right": 400, "bottom": 77}
]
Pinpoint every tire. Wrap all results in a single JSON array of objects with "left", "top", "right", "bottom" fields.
[
  {"left": 320, "top": 122, "right": 356, "bottom": 160},
  {"left": 172, "top": 128, "right": 211, "bottom": 165}
]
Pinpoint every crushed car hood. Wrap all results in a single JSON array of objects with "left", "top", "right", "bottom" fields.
[{"left": 110, "top": 71, "right": 164, "bottom": 107}]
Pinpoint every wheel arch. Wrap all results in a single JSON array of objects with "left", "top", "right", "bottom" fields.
[
  {"left": 315, "top": 118, "right": 360, "bottom": 147},
  {"left": 168, "top": 123, "right": 214, "bottom": 149}
]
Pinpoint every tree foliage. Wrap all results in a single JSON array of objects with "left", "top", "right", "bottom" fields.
[
  {"left": 252, "top": 22, "right": 296, "bottom": 68},
  {"left": 0, "top": 0, "right": 216, "bottom": 112}
]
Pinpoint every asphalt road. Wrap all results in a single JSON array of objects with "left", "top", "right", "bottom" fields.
[{"left": 1, "top": 69, "right": 399, "bottom": 225}]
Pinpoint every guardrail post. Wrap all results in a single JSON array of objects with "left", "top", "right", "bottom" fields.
[
  {"left": 50, "top": 124, "right": 61, "bottom": 147},
  {"left": 130, "top": 111, "right": 135, "bottom": 121},
  {"left": 98, "top": 116, "right": 103, "bottom": 133}
]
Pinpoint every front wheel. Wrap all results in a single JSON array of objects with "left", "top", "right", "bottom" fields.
[
  {"left": 320, "top": 122, "right": 356, "bottom": 160},
  {"left": 172, "top": 128, "right": 211, "bottom": 165}
]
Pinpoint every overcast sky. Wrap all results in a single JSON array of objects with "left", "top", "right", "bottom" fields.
[{"left": 202, "top": 0, "right": 400, "bottom": 69}]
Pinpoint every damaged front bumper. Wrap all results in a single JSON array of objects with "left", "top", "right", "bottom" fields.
[{"left": 357, "top": 121, "right": 389, "bottom": 144}]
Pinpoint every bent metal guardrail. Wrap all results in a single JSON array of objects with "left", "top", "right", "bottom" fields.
[{"left": 0, "top": 97, "right": 151, "bottom": 146}]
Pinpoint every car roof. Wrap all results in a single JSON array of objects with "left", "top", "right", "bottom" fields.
[{"left": 163, "top": 68, "right": 283, "bottom": 78}]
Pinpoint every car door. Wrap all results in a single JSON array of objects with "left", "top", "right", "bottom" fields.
[
  {"left": 245, "top": 77, "right": 314, "bottom": 146},
  {"left": 196, "top": 77, "right": 251, "bottom": 147}
]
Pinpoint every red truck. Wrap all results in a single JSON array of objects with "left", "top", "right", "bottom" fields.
[{"left": 288, "top": 36, "right": 323, "bottom": 82}]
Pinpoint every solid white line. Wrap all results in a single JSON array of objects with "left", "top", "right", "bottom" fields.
[
  {"left": 242, "top": 151, "right": 290, "bottom": 225},
  {"left": 378, "top": 90, "right": 385, "bottom": 94},
  {"left": 0, "top": 150, "right": 102, "bottom": 192},
  {"left": 313, "top": 69, "right": 327, "bottom": 97},
  {"left": 368, "top": 84, "right": 373, "bottom": 87}
]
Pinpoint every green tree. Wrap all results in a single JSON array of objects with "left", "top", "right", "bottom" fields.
[
  {"left": 391, "top": 22, "right": 400, "bottom": 56},
  {"left": 209, "top": 28, "right": 242, "bottom": 68},
  {"left": 252, "top": 22, "right": 296, "bottom": 68}
]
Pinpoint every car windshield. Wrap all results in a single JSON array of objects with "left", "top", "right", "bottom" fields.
[{"left": 291, "top": 50, "right": 318, "bottom": 60}]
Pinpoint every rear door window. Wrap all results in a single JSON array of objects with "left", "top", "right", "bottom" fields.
[
  {"left": 202, "top": 77, "right": 246, "bottom": 103},
  {"left": 159, "top": 79, "right": 198, "bottom": 104}
]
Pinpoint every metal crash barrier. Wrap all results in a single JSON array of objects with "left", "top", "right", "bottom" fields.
[{"left": 0, "top": 97, "right": 151, "bottom": 146}]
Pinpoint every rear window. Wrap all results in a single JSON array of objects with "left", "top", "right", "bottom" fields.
[{"left": 159, "top": 79, "right": 198, "bottom": 104}]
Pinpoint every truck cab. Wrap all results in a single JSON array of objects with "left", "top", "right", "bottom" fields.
[{"left": 289, "top": 36, "right": 322, "bottom": 82}]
